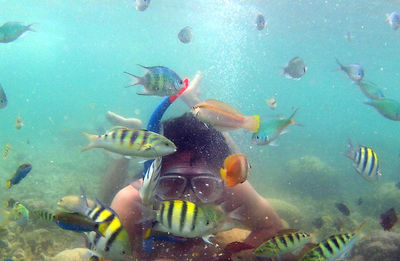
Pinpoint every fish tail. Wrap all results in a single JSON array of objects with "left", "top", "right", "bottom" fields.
[
  {"left": 244, "top": 115, "right": 260, "bottom": 132},
  {"left": 27, "top": 24, "right": 36, "bottom": 32},
  {"left": 289, "top": 108, "right": 301, "bottom": 126},
  {"left": 6, "top": 180, "right": 12, "bottom": 189},
  {"left": 354, "top": 220, "right": 367, "bottom": 234},
  {"left": 335, "top": 58, "right": 344, "bottom": 70},
  {"left": 344, "top": 139, "right": 355, "bottom": 159},
  {"left": 124, "top": 71, "right": 143, "bottom": 87},
  {"left": 81, "top": 133, "right": 98, "bottom": 152}
]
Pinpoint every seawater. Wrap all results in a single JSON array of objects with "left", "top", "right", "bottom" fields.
[{"left": 1, "top": 0, "right": 400, "bottom": 260}]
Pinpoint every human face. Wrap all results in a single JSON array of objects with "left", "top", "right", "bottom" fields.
[{"left": 155, "top": 152, "right": 224, "bottom": 204}]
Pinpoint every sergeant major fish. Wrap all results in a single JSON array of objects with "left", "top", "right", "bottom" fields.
[
  {"left": 299, "top": 222, "right": 365, "bottom": 261},
  {"left": 124, "top": 65, "right": 187, "bottom": 97},
  {"left": 0, "top": 84, "right": 7, "bottom": 108},
  {"left": 345, "top": 140, "right": 381, "bottom": 182},
  {"left": 364, "top": 98, "right": 400, "bottom": 121},
  {"left": 0, "top": 22, "right": 34, "bottom": 43},
  {"left": 253, "top": 229, "right": 313, "bottom": 258},
  {"left": 6, "top": 163, "right": 32, "bottom": 189},
  {"left": 252, "top": 109, "right": 299, "bottom": 146},
  {"left": 82, "top": 127, "right": 176, "bottom": 159},
  {"left": 282, "top": 57, "right": 307, "bottom": 79},
  {"left": 78, "top": 188, "right": 132, "bottom": 261},
  {"left": 140, "top": 200, "right": 239, "bottom": 244},
  {"left": 192, "top": 99, "right": 260, "bottom": 132},
  {"left": 336, "top": 58, "right": 364, "bottom": 84},
  {"left": 386, "top": 12, "right": 400, "bottom": 30}
]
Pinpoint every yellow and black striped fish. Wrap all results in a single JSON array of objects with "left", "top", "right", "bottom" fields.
[
  {"left": 299, "top": 222, "right": 365, "bottom": 261},
  {"left": 82, "top": 127, "right": 176, "bottom": 159},
  {"left": 253, "top": 229, "right": 313, "bottom": 258},
  {"left": 345, "top": 140, "right": 381, "bottom": 182},
  {"left": 2, "top": 143, "right": 11, "bottom": 160},
  {"left": 31, "top": 209, "right": 55, "bottom": 222},
  {"left": 153, "top": 200, "right": 228, "bottom": 244},
  {"left": 82, "top": 193, "right": 131, "bottom": 261}
]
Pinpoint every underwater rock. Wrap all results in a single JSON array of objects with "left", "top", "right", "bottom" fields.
[
  {"left": 285, "top": 155, "right": 341, "bottom": 198},
  {"left": 215, "top": 228, "right": 251, "bottom": 247},
  {"left": 349, "top": 230, "right": 400, "bottom": 261},
  {"left": 49, "top": 248, "right": 100, "bottom": 261},
  {"left": 268, "top": 198, "right": 305, "bottom": 228}
]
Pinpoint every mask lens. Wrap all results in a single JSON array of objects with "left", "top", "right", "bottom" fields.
[
  {"left": 191, "top": 176, "right": 223, "bottom": 203},
  {"left": 156, "top": 175, "right": 187, "bottom": 200}
]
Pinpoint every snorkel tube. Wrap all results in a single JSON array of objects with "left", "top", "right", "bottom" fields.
[
  {"left": 141, "top": 77, "right": 189, "bottom": 253},
  {"left": 142, "top": 78, "right": 189, "bottom": 176}
]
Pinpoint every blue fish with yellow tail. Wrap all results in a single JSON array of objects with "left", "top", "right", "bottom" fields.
[
  {"left": 6, "top": 163, "right": 32, "bottom": 189},
  {"left": 252, "top": 109, "right": 300, "bottom": 146}
]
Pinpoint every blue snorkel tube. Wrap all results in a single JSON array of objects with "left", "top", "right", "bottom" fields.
[{"left": 141, "top": 78, "right": 189, "bottom": 253}]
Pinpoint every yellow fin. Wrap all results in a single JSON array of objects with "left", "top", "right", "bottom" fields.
[
  {"left": 81, "top": 132, "right": 98, "bottom": 152},
  {"left": 220, "top": 168, "right": 227, "bottom": 180},
  {"left": 6, "top": 180, "right": 11, "bottom": 189}
]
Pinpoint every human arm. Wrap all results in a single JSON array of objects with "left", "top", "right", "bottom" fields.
[{"left": 221, "top": 182, "right": 282, "bottom": 247}]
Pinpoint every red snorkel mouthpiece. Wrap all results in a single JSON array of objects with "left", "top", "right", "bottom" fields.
[{"left": 169, "top": 77, "right": 189, "bottom": 102}]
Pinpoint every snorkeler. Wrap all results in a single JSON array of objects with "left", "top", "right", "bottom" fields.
[{"left": 109, "top": 72, "right": 282, "bottom": 260}]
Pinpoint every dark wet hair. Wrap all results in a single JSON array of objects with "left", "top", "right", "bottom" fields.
[{"left": 162, "top": 113, "right": 231, "bottom": 170}]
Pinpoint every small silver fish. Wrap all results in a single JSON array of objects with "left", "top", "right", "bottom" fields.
[
  {"left": 255, "top": 13, "right": 266, "bottom": 31},
  {"left": 0, "top": 84, "right": 7, "bottom": 109},
  {"left": 136, "top": 0, "right": 151, "bottom": 11},
  {"left": 178, "top": 26, "right": 193, "bottom": 44},
  {"left": 386, "top": 12, "right": 400, "bottom": 30},
  {"left": 282, "top": 57, "right": 307, "bottom": 80},
  {"left": 336, "top": 58, "right": 364, "bottom": 83},
  {"left": 0, "top": 22, "right": 34, "bottom": 43}
]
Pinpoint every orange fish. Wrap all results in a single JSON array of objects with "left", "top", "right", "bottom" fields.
[
  {"left": 192, "top": 99, "right": 260, "bottom": 132},
  {"left": 220, "top": 153, "right": 250, "bottom": 187}
]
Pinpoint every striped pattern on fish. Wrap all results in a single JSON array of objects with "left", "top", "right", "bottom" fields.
[
  {"left": 82, "top": 128, "right": 176, "bottom": 158},
  {"left": 345, "top": 140, "right": 381, "bottom": 182}
]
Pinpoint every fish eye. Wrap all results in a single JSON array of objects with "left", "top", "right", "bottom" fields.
[
  {"left": 206, "top": 220, "right": 210, "bottom": 225},
  {"left": 122, "top": 251, "right": 126, "bottom": 254},
  {"left": 179, "top": 80, "right": 183, "bottom": 85}
]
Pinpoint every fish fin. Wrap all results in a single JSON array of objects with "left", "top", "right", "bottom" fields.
[
  {"left": 335, "top": 58, "right": 344, "bottom": 70},
  {"left": 220, "top": 168, "right": 227, "bottom": 181},
  {"left": 344, "top": 138, "right": 355, "bottom": 159},
  {"left": 27, "top": 23, "right": 36, "bottom": 32},
  {"left": 140, "top": 157, "right": 162, "bottom": 206},
  {"left": 276, "top": 229, "right": 300, "bottom": 235},
  {"left": 6, "top": 180, "right": 12, "bottom": 189},
  {"left": 133, "top": 201, "right": 155, "bottom": 224},
  {"left": 269, "top": 141, "right": 279, "bottom": 146},
  {"left": 354, "top": 220, "right": 367, "bottom": 234},
  {"left": 363, "top": 98, "right": 373, "bottom": 106},
  {"left": 136, "top": 90, "right": 154, "bottom": 96},
  {"left": 203, "top": 99, "right": 243, "bottom": 115},
  {"left": 137, "top": 64, "right": 151, "bottom": 70},
  {"left": 202, "top": 234, "right": 215, "bottom": 245},
  {"left": 81, "top": 132, "right": 98, "bottom": 152},
  {"left": 280, "top": 130, "right": 289, "bottom": 136},
  {"left": 124, "top": 71, "right": 143, "bottom": 87},
  {"left": 243, "top": 115, "right": 260, "bottom": 132},
  {"left": 289, "top": 108, "right": 300, "bottom": 126}
]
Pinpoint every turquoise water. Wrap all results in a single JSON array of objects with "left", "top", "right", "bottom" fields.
[{"left": 1, "top": 0, "right": 400, "bottom": 260}]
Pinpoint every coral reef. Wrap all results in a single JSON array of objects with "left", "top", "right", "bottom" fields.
[
  {"left": 349, "top": 230, "right": 400, "bottom": 261},
  {"left": 284, "top": 155, "right": 341, "bottom": 199}
]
